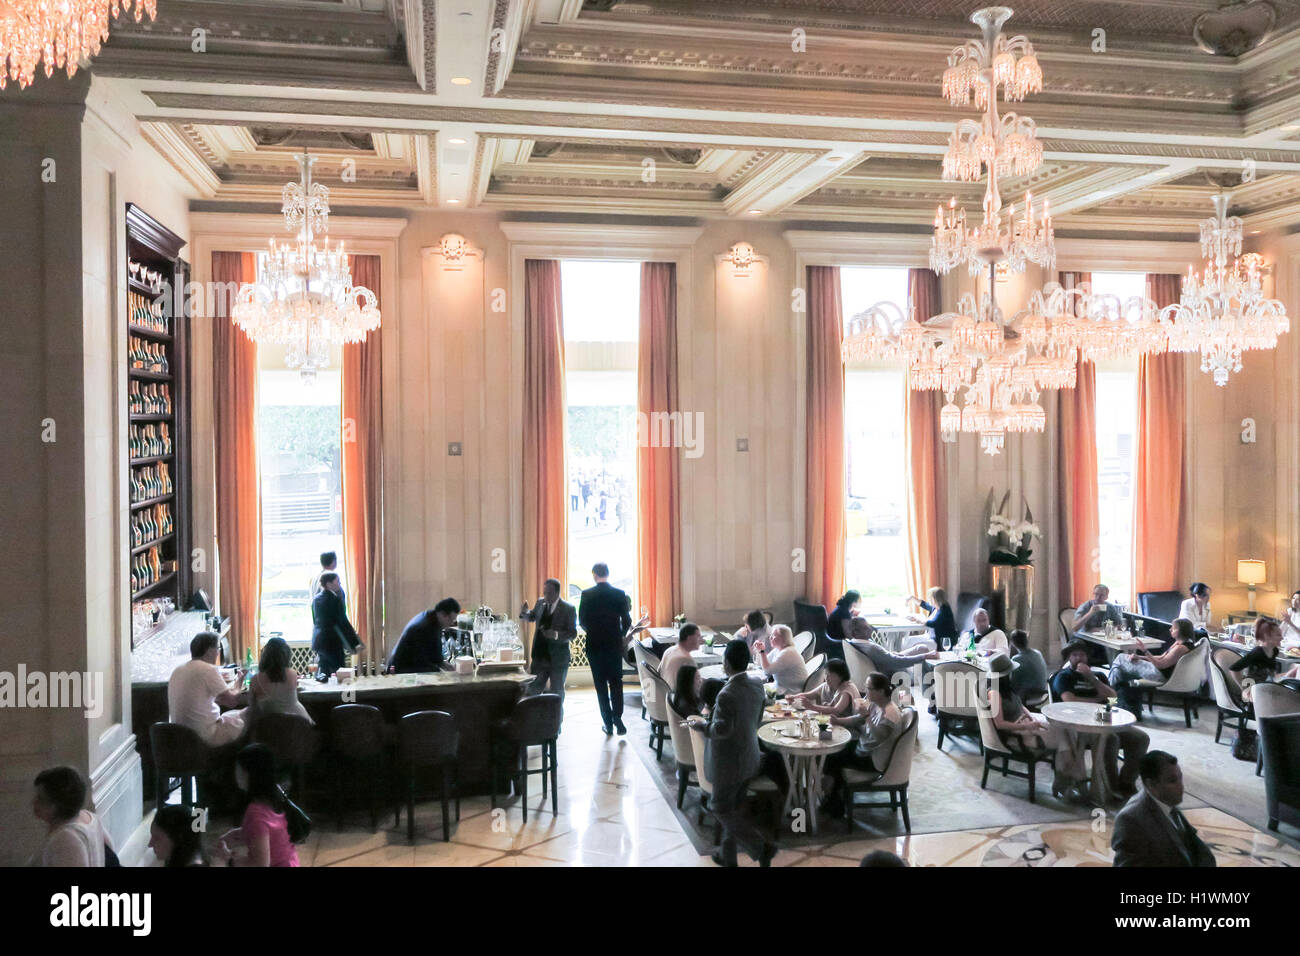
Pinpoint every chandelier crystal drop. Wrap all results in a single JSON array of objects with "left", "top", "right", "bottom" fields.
[
  {"left": 1164, "top": 192, "right": 1290, "bottom": 386},
  {"left": 0, "top": 0, "right": 155, "bottom": 89},
  {"left": 232, "top": 153, "right": 381, "bottom": 382}
]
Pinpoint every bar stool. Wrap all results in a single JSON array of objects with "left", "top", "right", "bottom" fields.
[
  {"left": 329, "top": 704, "right": 389, "bottom": 832},
  {"left": 395, "top": 710, "right": 460, "bottom": 843},
  {"left": 253, "top": 713, "right": 319, "bottom": 800},
  {"left": 490, "top": 693, "right": 562, "bottom": 821},
  {"left": 149, "top": 722, "right": 210, "bottom": 814}
]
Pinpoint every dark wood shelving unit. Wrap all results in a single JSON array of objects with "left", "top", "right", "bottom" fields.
[{"left": 126, "top": 204, "right": 191, "bottom": 643}]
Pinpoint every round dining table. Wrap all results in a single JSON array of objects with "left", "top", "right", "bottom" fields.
[
  {"left": 1041, "top": 701, "right": 1136, "bottom": 806},
  {"left": 697, "top": 662, "right": 767, "bottom": 683},
  {"left": 757, "top": 718, "right": 852, "bottom": 834}
]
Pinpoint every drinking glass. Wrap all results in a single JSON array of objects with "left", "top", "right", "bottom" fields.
[{"left": 942, "top": 638, "right": 952, "bottom": 653}]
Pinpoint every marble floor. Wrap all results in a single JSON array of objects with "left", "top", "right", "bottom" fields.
[{"left": 291, "top": 688, "right": 1299, "bottom": 867}]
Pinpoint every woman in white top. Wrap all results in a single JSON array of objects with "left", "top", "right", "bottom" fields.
[
  {"left": 792, "top": 659, "right": 860, "bottom": 717},
  {"left": 1179, "top": 582, "right": 1213, "bottom": 631},
  {"left": 1281, "top": 590, "right": 1300, "bottom": 648},
  {"left": 31, "top": 766, "right": 111, "bottom": 867}
]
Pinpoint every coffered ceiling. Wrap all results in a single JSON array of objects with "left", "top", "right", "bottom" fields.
[{"left": 83, "top": 0, "right": 1300, "bottom": 234}]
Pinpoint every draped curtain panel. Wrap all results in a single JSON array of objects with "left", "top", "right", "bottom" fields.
[
  {"left": 1055, "top": 271, "right": 1100, "bottom": 607},
  {"left": 805, "top": 265, "right": 847, "bottom": 609},
  {"left": 212, "top": 251, "right": 262, "bottom": 661},
  {"left": 1133, "top": 274, "right": 1185, "bottom": 597},
  {"left": 904, "top": 267, "right": 946, "bottom": 599},
  {"left": 342, "top": 254, "right": 385, "bottom": 663},
  {"left": 637, "top": 261, "right": 683, "bottom": 622},
  {"left": 522, "top": 260, "right": 569, "bottom": 646}
]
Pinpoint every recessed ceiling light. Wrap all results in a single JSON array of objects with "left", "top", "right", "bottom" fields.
[
  {"left": 747, "top": 209, "right": 762, "bottom": 215},
  {"left": 448, "top": 198, "right": 461, "bottom": 204},
  {"left": 1283, "top": 124, "right": 1300, "bottom": 131},
  {"left": 458, "top": 10, "right": 473, "bottom": 18},
  {"left": 451, "top": 76, "right": 472, "bottom": 86},
  {"left": 447, "top": 137, "right": 467, "bottom": 145},
  {"left": 1250, "top": 229, "right": 1261, "bottom": 235}
]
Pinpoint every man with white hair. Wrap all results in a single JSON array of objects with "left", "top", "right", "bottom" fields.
[
  {"left": 754, "top": 624, "right": 809, "bottom": 694},
  {"left": 968, "top": 607, "right": 1008, "bottom": 654}
]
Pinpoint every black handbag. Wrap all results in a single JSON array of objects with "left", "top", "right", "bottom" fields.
[{"left": 278, "top": 786, "right": 312, "bottom": 844}]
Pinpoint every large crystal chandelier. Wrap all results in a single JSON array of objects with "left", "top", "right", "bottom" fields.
[
  {"left": 843, "top": 6, "right": 1171, "bottom": 455},
  {"left": 0, "top": 0, "right": 155, "bottom": 89},
  {"left": 1164, "top": 192, "right": 1289, "bottom": 386},
  {"left": 233, "top": 152, "right": 380, "bottom": 381}
]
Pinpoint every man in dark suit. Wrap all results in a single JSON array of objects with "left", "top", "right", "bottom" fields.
[
  {"left": 1112, "top": 751, "right": 1216, "bottom": 867},
  {"left": 687, "top": 639, "right": 775, "bottom": 867},
  {"left": 311, "top": 572, "right": 361, "bottom": 680},
  {"left": 578, "top": 563, "right": 631, "bottom": 735},
  {"left": 389, "top": 597, "right": 460, "bottom": 674},
  {"left": 520, "top": 577, "right": 577, "bottom": 704}
]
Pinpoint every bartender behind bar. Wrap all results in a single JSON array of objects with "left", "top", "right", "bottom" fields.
[{"left": 389, "top": 597, "right": 461, "bottom": 673}]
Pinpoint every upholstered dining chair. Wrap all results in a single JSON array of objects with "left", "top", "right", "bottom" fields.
[
  {"left": 932, "top": 660, "right": 983, "bottom": 751},
  {"left": 1135, "top": 638, "right": 1210, "bottom": 727},
  {"left": 1057, "top": 607, "right": 1077, "bottom": 650},
  {"left": 643, "top": 666, "right": 674, "bottom": 760},
  {"left": 665, "top": 697, "right": 697, "bottom": 808},
  {"left": 843, "top": 639, "right": 879, "bottom": 694},
  {"left": 843, "top": 706, "right": 918, "bottom": 833},
  {"left": 975, "top": 695, "right": 1054, "bottom": 803},
  {"left": 802, "top": 653, "right": 827, "bottom": 694},
  {"left": 792, "top": 630, "right": 816, "bottom": 662},
  {"left": 1208, "top": 649, "right": 1250, "bottom": 745},
  {"left": 631, "top": 640, "right": 660, "bottom": 720},
  {"left": 1253, "top": 682, "right": 1300, "bottom": 780}
]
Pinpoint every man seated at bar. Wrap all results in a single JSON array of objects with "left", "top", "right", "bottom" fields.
[
  {"left": 1051, "top": 640, "right": 1149, "bottom": 797},
  {"left": 1072, "top": 583, "right": 1125, "bottom": 631},
  {"left": 168, "top": 631, "right": 247, "bottom": 746},
  {"left": 389, "top": 598, "right": 461, "bottom": 673}
]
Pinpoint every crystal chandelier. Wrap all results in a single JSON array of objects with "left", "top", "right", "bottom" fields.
[
  {"left": 233, "top": 152, "right": 380, "bottom": 382},
  {"left": 1164, "top": 192, "right": 1289, "bottom": 386},
  {"left": 0, "top": 0, "right": 155, "bottom": 89}
]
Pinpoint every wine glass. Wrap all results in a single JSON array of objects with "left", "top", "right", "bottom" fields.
[{"left": 942, "top": 638, "right": 952, "bottom": 653}]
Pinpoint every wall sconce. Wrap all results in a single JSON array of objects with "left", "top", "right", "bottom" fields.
[
  {"left": 725, "top": 241, "right": 756, "bottom": 277},
  {"left": 438, "top": 233, "right": 470, "bottom": 270}
]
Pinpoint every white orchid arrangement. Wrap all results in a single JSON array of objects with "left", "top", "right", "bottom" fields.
[{"left": 986, "top": 490, "right": 1039, "bottom": 566}]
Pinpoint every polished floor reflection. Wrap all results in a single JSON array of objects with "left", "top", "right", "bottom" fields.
[{"left": 298, "top": 689, "right": 1298, "bottom": 867}]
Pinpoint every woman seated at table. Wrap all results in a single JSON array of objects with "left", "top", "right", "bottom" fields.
[
  {"left": 791, "top": 659, "right": 860, "bottom": 717},
  {"left": 823, "top": 590, "right": 860, "bottom": 660},
  {"left": 909, "top": 586, "right": 958, "bottom": 649},
  {"left": 668, "top": 663, "right": 704, "bottom": 718},
  {"left": 1179, "top": 582, "right": 1213, "bottom": 632},
  {"left": 249, "top": 636, "right": 312, "bottom": 726},
  {"left": 1281, "top": 591, "right": 1300, "bottom": 648},
  {"left": 1109, "top": 617, "right": 1196, "bottom": 686},
  {"left": 734, "top": 609, "right": 772, "bottom": 651},
  {"left": 986, "top": 654, "right": 1058, "bottom": 752},
  {"left": 820, "top": 674, "right": 902, "bottom": 815},
  {"left": 755, "top": 625, "right": 809, "bottom": 695},
  {"left": 1231, "top": 617, "right": 1300, "bottom": 692}
]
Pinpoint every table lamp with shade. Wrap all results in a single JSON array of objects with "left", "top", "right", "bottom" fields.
[{"left": 1237, "top": 559, "right": 1267, "bottom": 613}]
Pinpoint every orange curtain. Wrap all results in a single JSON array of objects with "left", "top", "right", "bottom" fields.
[
  {"left": 637, "top": 262, "right": 682, "bottom": 622},
  {"left": 805, "top": 265, "right": 847, "bottom": 608},
  {"left": 1133, "top": 274, "right": 1185, "bottom": 597},
  {"left": 212, "top": 251, "right": 261, "bottom": 661},
  {"left": 342, "top": 255, "right": 385, "bottom": 664},
  {"left": 522, "top": 260, "right": 568, "bottom": 639},
  {"left": 1055, "top": 271, "right": 1099, "bottom": 607},
  {"left": 904, "top": 267, "right": 946, "bottom": 599}
]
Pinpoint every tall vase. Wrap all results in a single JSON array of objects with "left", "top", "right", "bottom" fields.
[{"left": 991, "top": 564, "right": 1035, "bottom": 634}]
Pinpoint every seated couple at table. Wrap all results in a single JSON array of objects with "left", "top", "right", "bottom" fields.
[
  {"left": 908, "top": 586, "right": 959, "bottom": 648},
  {"left": 1106, "top": 618, "right": 1197, "bottom": 710},
  {"left": 819, "top": 673, "right": 903, "bottom": 816},
  {"left": 1051, "top": 641, "right": 1150, "bottom": 799},
  {"left": 1225, "top": 616, "right": 1300, "bottom": 699}
]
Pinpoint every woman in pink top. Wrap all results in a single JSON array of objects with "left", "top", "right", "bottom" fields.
[{"left": 218, "top": 744, "right": 299, "bottom": 867}]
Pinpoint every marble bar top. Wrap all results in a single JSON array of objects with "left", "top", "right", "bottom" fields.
[
  {"left": 131, "top": 610, "right": 231, "bottom": 687},
  {"left": 297, "top": 670, "right": 534, "bottom": 701}
]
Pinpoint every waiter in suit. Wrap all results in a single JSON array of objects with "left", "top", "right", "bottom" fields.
[
  {"left": 1111, "top": 751, "right": 1216, "bottom": 867},
  {"left": 520, "top": 577, "right": 577, "bottom": 704},
  {"left": 311, "top": 572, "right": 361, "bottom": 680},
  {"left": 578, "top": 562, "right": 631, "bottom": 736},
  {"left": 686, "top": 639, "right": 776, "bottom": 867}
]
